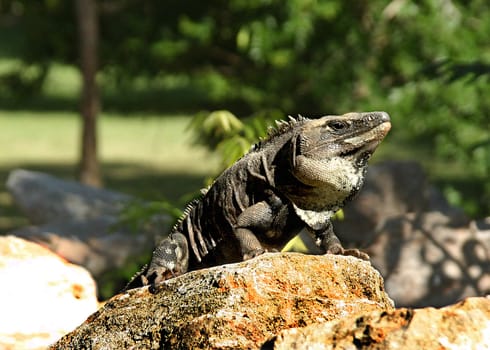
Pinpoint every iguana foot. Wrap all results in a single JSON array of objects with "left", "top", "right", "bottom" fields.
[
  {"left": 339, "top": 248, "right": 370, "bottom": 260},
  {"left": 313, "top": 224, "right": 370, "bottom": 261},
  {"left": 326, "top": 244, "right": 370, "bottom": 260}
]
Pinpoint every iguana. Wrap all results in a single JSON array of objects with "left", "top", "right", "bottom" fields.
[{"left": 126, "top": 111, "right": 391, "bottom": 290}]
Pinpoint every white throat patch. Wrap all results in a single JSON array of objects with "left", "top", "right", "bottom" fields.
[{"left": 292, "top": 203, "right": 334, "bottom": 230}]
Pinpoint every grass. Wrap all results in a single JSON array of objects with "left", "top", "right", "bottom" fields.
[{"left": 0, "top": 111, "right": 220, "bottom": 233}]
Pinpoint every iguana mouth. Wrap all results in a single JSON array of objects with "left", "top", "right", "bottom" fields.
[
  {"left": 342, "top": 120, "right": 391, "bottom": 155},
  {"left": 340, "top": 146, "right": 363, "bottom": 157},
  {"left": 339, "top": 140, "right": 377, "bottom": 158},
  {"left": 340, "top": 136, "right": 384, "bottom": 168}
]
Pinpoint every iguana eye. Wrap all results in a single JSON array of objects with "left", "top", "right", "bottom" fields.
[{"left": 328, "top": 121, "right": 348, "bottom": 132}]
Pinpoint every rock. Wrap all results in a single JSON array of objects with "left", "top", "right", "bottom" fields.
[
  {"left": 369, "top": 212, "right": 490, "bottom": 307},
  {"left": 0, "top": 236, "right": 99, "bottom": 350},
  {"left": 6, "top": 169, "right": 170, "bottom": 280},
  {"left": 51, "top": 253, "right": 393, "bottom": 349},
  {"left": 6, "top": 168, "right": 131, "bottom": 224},
  {"left": 270, "top": 296, "right": 490, "bottom": 349},
  {"left": 11, "top": 216, "right": 156, "bottom": 278},
  {"left": 475, "top": 216, "right": 490, "bottom": 234}
]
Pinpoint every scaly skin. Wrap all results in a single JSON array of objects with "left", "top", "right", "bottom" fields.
[{"left": 125, "top": 111, "right": 391, "bottom": 290}]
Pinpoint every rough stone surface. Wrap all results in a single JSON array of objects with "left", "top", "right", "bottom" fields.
[
  {"left": 270, "top": 296, "right": 490, "bottom": 350},
  {"left": 51, "top": 253, "right": 393, "bottom": 350},
  {"left": 0, "top": 235, "right": 98, "bottom": 350},
  {"left": 6, "top": 168, "right": 131, "bottom": 224}
]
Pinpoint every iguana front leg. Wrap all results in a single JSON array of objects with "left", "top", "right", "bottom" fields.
[
  {"left": 310, "top": 222, "right": 369, "bottom": 260},
  {"left": 235, "top": 191, "right": 285, "bottom": 260},
  {"left": 235, "top": 201, "right": 271, "bottom": 260}
]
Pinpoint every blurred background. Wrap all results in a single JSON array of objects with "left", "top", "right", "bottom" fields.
[{"left": 0, "top": 1, "right": 489, "bottom": 295}]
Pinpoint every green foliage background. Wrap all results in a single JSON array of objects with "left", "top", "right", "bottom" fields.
[{"left": 0, "top": 0, "right": 489, "bottom": 216}]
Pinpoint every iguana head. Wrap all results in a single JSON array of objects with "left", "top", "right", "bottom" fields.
[{"left": 281, "top": 111, "right": 391, "bottom": 225}]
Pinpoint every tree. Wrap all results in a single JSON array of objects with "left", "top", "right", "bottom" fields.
[{"left": 75, "top": 0, "right": 101, "bottom": 187}]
